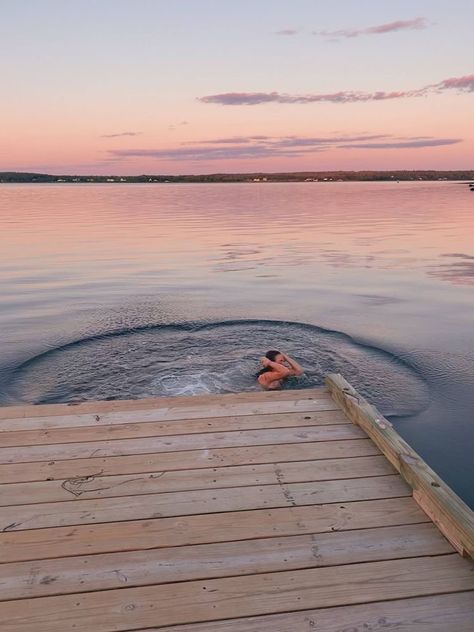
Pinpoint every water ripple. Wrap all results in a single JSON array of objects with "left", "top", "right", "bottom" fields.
[{"left": 3, "top": 319, "right": 430, "bottom": 416}]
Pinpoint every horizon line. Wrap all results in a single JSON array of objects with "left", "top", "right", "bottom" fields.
[{"left": 2, "top": 169, "right": 474, "bottom": 178}]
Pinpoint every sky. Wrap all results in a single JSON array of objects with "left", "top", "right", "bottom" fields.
[{"left": 1, "top": 0, "right": 473, "bottom": 175}]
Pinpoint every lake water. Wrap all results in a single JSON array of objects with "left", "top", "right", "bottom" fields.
[{"left": 1, "top": 182, "right": 473, "bottom": 506}]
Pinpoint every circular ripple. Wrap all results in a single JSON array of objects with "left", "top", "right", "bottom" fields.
[{"left": 4, "top": 320, "right": 430, "bottom": 416}]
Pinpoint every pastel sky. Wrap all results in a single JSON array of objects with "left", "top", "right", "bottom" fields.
[{"left": 1, "top": 0, "right": 473, "bottom": 175}]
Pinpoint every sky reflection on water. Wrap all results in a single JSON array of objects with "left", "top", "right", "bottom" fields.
[{"left": 0, "top": 181, "right": 473, "bottom": 505}]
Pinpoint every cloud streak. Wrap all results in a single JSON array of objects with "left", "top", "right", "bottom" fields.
[
  {"left": 314, "top": 17, "right": 430, "bottom": 39},
  {"left": 108, "top": 134, "right": 462, "bottom": 162},
  {"left": 275, "top": 28, "right": 299, "bottom": 36},
  {"left": 199, "top": 73, "right": 474, "bottom": 106},
  {"left": 168, "top": 120, "right": 189, "bottom": 130},
  {"left": 276, "top": 18, "right": 430, "bottom": 40},
  {"left": 437, "top": 75, "right": 474, "bottom": 90},
  {"left": 339, "top": 139, "right": 460, "bottom": 149},
  {"left": 101, "top": 131, "right": 142, "bottom": 138}
]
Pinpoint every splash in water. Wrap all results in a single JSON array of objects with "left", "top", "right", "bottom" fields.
[{"left": 3, "top": 319, "right": 430, "bottom": 417}]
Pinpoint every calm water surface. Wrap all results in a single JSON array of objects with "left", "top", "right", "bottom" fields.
[{"left": 1, "top": 182, "right": 473, "bottom": 505}]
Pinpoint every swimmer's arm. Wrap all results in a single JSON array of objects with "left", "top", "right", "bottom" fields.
[
  {"left": 282, "top": 354, "right": 304, "bottom": 376},
  {"left": 261, "top": 358, "right": 292, "bottom": 378}
]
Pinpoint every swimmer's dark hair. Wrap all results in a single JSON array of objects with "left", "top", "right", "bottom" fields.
[{"left": 256, "top": 349, "right": 281, "bottom": 377}]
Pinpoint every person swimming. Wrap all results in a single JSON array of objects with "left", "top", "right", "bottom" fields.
[{"left": 256, "top": 349, "right": 304, "bottom": 390}]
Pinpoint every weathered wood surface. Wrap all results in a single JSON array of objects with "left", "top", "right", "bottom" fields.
[
  {"left": 0, "top": 424, "right": 365, "bottom": 464},
  {"left": 0, "top": 455, "right": 395, "bottom": 506},
  {"left": 1, "top": 384, "right": 472, "bottom": 631},
  {"left": 1, "top": 475, "right": 410, "bottom": 531},
  {"left": 0, "top": 409, "right": 349, "bottom": 447},
  {"left": 1, "top": 555, "right": 473, "bottom": 632},
  {"left": 0, "top": 387, "right": 330, "bottom": 420},
  {"left": 0, "top": 496, "right": 430, "bottom": 563},
  {"left": 0, "top": 523, "right": 452, "bottom": 600},
  {"left": 0, "top": 438, "right": 379, "bottom": 484},
  {"left": 0, "top": 391, "right": 336, "bottom": 430},
  {"left": 137, "top": 592, "right": 474, "bottom": 632},
  {"left": 326, "top": 373, "right": 474, "bottom": 558}
]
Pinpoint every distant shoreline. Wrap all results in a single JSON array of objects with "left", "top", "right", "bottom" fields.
[{"left": 1, "top": 170, "right": 473, "bottom": 184}]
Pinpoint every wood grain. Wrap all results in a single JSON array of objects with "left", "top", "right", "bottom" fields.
[
  {"left": 0, "top": 439, "right": 379, "bottom": 484},
  {"left": 2, "top": 384, "right": 471, "bottom": 631},
  {"left": 0, "top": 410, "right": 349, "bottom": 447},
  {"left": 0, "top": 455, "right": 395, "bottom": 506},
  {"left": 1, "top": 475, "right": 409, "bottom": 531},
  {"left": 1, "top": 555, "right": 472, "bottom": 632},
  {"left": 0, "top": 523, "right": 452, "bottom": 600},
  {"left": 0, "top": 387, "right": 329, "bottom": 420},
  {"left": 0, "top": 425, "right": 365, "bottom": 464},
  {"left": 136, "top": 592, "right": 474, "bottom": 632},
  {"left": 326, "top": 373, "right": 474, "bottom": 559},
  {"left": 0, "top": 393, "right": 335, "bottom": 431},
  {"left": 1, "top": 496, "right": 429, "bottom": 562}
]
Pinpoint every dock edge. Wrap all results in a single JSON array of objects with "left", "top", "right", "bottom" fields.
[{"left": 325, "top": 373, "right": 474, "bottom": 559}]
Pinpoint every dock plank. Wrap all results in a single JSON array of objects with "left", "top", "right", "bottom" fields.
[
  {"left": 0, "top": 410, "right": 349, "bottom": 447},
  {"left": 1, "top": 555, "right": 472, "bottom": 632},
  {"left": 0, "top": 394, "right": 336, "bottom": 431},
  {"left": 0, "top": 475, "right": 410, "bottom": 531},
  {"left": 0, "top": 439, "right": 380, "bottom": 484},
  {"left": 0, "top": 425, "right": 365, "bottom": 464},
  {"left": 0, "top": 388, "right": 329, "bottom": 420},
  {"left": 0, "top": 497, "right": 429, "bottom": 562},
  {"left": 0, "top": 523, "right": 452, "bottom": 600},
  {"left": 140, "top": 592, "right": 474, "bottom": 632},
  {"left": 0, "top": 455, "right": 395, "bottom": 506}
]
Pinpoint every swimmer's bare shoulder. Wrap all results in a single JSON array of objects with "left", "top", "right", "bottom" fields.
[
  {"left": 257, "top": 353, "right": 304, "bottom": 390},
  {"left": 258, "top": 373, "right": 283, "bottom": 390}
]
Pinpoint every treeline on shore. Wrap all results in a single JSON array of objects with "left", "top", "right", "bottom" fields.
[{"left": 1, "top": 170, "right": 473, "bottom": 183}]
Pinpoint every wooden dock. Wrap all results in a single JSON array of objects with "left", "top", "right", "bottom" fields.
[{"left": 0, "top": 374, "right": 473, "bottom": 631}]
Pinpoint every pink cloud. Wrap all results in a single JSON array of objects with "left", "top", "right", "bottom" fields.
[
  {"left": 199, "top": 73, "right": 474, "bottom": 106},
  {"left": 437, "top": 75, "right": 474, "bottom": 91},
  {"left": 314, "top": 17, "right": 430, "bottom": 39},
  {"left": 100, "top": 131, "right": 142, "bottom": 138},
  {"left": 200, "top": 90, "right": 416, "bottom": 105},
  {"left": 108, "top": 134, "right": 462, "bottom": 162}
]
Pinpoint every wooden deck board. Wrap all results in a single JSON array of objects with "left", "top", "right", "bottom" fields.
[
  {"left": 0, "top": 391, "right": 336, "bottom": 430},
  {"left": 0, "top": 497, "right": 431, "bottom": 563},
  {"left": 0, "top": 438, "right": 380, "bottom": 484},
  {"left": 1, "top": 475, "right": 410, "bottom": 532},
  {"left": 0, "top": 523, "right": 453, "bottom": 600},
  {"left": 0, "top": 424, "right": 365, "bottom": 464},
  {"left": 1, "top": 382, "right": 472, "bottom": 631},
  {"left": 137, "top": 592, "right": 474, "bottom": 632},
  {"left": 0, "top": 455, "right": 396, "bottom": 506},
  {"left": 1, "top": 555, "right": 473, "bottom": 632},
  {"left": 0, "top": 387, "right": 330, "bottom": 420},
  {"left": 0, "top": 409, "right": 349, "bottom": 447}
]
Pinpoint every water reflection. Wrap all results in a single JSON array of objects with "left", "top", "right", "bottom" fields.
[
  {"left": 1, "top": 181, "right": 473, "bottom": 506},
  {"left": 428, "top": 253, "right": 474, "bottom": 285},
  {"left": 2, "top": 183, "right": 473, "bottom": 293}
]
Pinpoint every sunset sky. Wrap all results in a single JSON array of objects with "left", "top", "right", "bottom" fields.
[{"left": 1, "top": 0, "right": 473, "bottom": 175}]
